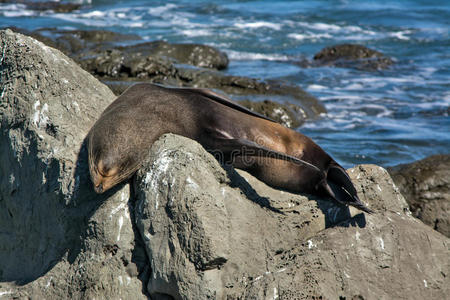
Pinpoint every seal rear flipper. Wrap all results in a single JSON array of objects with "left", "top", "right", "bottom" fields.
[
  {"left": 207, "top": 137, "right": 321, "bottom": 173},
  {"left": 323, "top": 165, "right": 374, "bottom": 214}
]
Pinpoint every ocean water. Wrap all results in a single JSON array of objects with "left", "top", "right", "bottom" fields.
[{"left": 1, "top": 0, "right": 449, "bottom": 168}]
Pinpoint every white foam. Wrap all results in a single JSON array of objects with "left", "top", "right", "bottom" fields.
[
  {"left": 80, "top": 10, "right": 105, "bottom": 18},
  {"left": 288, "top": 32, "right": 332, "bottom": 41},
  {"left": 389, "top": 30, "right": 412, "bottom": 41},
  {"left": 297, "top": 21, "right": 341, "bottom": 32},
  {"left": 0, "top": 4, "right": 35, "bottom": 17},
  {"left": 3, "top": 10, "right": 35, "bottom": 17},
  {"left": 307, "top": 84, "right": 327, "bottom": 90},
  {"left": 181, "top": 29, "right": 211, "bottom": 37},
  {"left": 226, "top": 50, "right": 289, "bottom": 61},
  {"left": 235, "top": 21, "right": 282, "bottom": 30},
  {"left": 148, "top": 4, "right": 177, "bottom": 15}
]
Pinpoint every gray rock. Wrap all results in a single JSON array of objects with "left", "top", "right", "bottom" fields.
[
  {"left": 1, "top": 29, "right": 448, "bottom": 300},
  {"left": 0, "top": 29, "right": 147, "bottom": 299},
  {"left": 388, "top": 154, "right": 450, "bottom": 237},
  {"left": 134, "top": 134, "right": 449, "bottom": 300},
  {"left": 313, "top": 44, "right": 394, "bottom": 71}
]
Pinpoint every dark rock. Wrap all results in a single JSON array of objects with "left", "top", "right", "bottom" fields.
[
  {"left": 313, "top": 44, "right": 394, "bottom": 71},
  {"left": 388, "top": 155, "right": 450, "bottom": 237},
  {"left": 117, "top": 41, "right": 229, "bottom": 70},
  {"left": 80, "top": 51, "right": 325, "bottom": 120},
  {"left": 238, "top": 99, "right": 306, "bottom": 128}
]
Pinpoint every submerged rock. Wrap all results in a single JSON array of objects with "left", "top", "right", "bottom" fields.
[
  {"left": 313, "top": 44, "right": 394, "bottom": 71},
  {"left": 388, "top": 154, "right": 450, "bottom": 237}
]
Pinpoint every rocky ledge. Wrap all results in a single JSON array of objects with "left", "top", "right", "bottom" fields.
[{"left": 0, "top": 29, "right": 448, "bottom": 300}]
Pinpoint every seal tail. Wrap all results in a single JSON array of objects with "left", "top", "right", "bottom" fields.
[{"left": 322, "top": 164, "right": 374, "bottom": 214}]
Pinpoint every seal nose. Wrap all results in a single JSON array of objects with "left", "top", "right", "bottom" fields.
[{"left": 94, "top": 183, "right": 103, "bottom": 194}]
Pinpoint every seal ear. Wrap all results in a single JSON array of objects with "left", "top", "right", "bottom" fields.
[{"left": 323, "top": 165, "right": 374, "bottom": 214}]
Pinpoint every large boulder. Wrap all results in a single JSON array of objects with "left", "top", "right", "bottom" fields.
[
  {"left": 0, "top": 29, "right": 147, "bottom": 299},
  {"left": 388, "top": 154, "right": 450, "bottom": 237},
  {"left": 1, "top": 29, "right": 448, "bottom": 300},
  {"left": 134, "top": 134, "right": 449, "bottom": 299}
]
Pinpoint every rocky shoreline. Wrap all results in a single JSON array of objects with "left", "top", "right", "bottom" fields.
[{"left": 0, "top": 29, "right": 449, "bottom": 299}]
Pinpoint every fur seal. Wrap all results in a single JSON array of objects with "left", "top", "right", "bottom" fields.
[{"left": 87, "top": 83, "right": 372, "bottom": 213}]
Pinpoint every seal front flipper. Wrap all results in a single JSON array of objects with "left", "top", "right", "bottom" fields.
[
  {"left": 322, "top": 164, "right": 374, "bottom": 214},
  {"left": 206, "top": 137, "right": 321, "bottom": 173}
]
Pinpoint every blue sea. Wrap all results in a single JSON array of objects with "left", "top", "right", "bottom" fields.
[{"left": 1, "top": 0, "right": 449, "bottom": 168}]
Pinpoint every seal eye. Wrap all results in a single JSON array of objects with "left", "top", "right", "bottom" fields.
[{"left": 97, "top": 160, "right": 117, "bottom": 177}]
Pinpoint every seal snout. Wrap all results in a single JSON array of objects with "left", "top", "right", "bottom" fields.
[{"left": 94, "top": 182, "right": 104, "bottom": 194}]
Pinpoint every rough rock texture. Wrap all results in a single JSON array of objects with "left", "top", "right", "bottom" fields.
[
  {"left": 134, "top": 134, "right": 449, "bottom": 300},
  {"left": 388, "top": 154, "right": 450, "bottom": 237},
  {"left": 0, "top": 29, "right": 148, "bottom": 299},
  {"left": 313, "top": 44, "right": 394, "bottom": 70},
  {"left": 1, "top": 29, "right": 449, "bottom": 300},
  {"left": 238, "top": 99, "right": 307, "bottom": 128},
  {"left": 5, "top": 27, "right": 227, "bottom": 70},
  {"left": 116, "top": 41, "right": 229, "bottom": 70}
]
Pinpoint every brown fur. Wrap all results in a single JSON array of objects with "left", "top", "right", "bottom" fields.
[{"left": 87, "top": 83, "right": 372, "bottom": 213}]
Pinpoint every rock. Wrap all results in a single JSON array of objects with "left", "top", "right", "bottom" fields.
[
  {"left": 134, "top": 134, "right": 449, "bottom": 299},
  {"left": 3, "top": 29, "right": 447, "bottom": 300},
  {"left": 79, "top": 41, "right": 229, "bottom": 73},
  {"left": 313, "top": 44, "right": 394, "bottom": 71},
  {"left": 4, "top": 27, "right": 142, "bottom": 57},
  {"left": 79, "top": 49, "right": 177, "bottom": 79},
  {"left": 0, "top": 29, "right": 147, "bottom": 299},
  {"left": 388, "top": 155, "right": 450, "bottom": 237},
  {"left": 238, "top": 99, "right": 306, "bottom": 128},
  {"left": 4, "top": 27, "right": 326, "bottom": 120},
  {"left": 80, "top": 52, "right": 325, "bottom": 120},
  {"left": 116, "top": 41, "right": 229, "bottom": 70}
]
